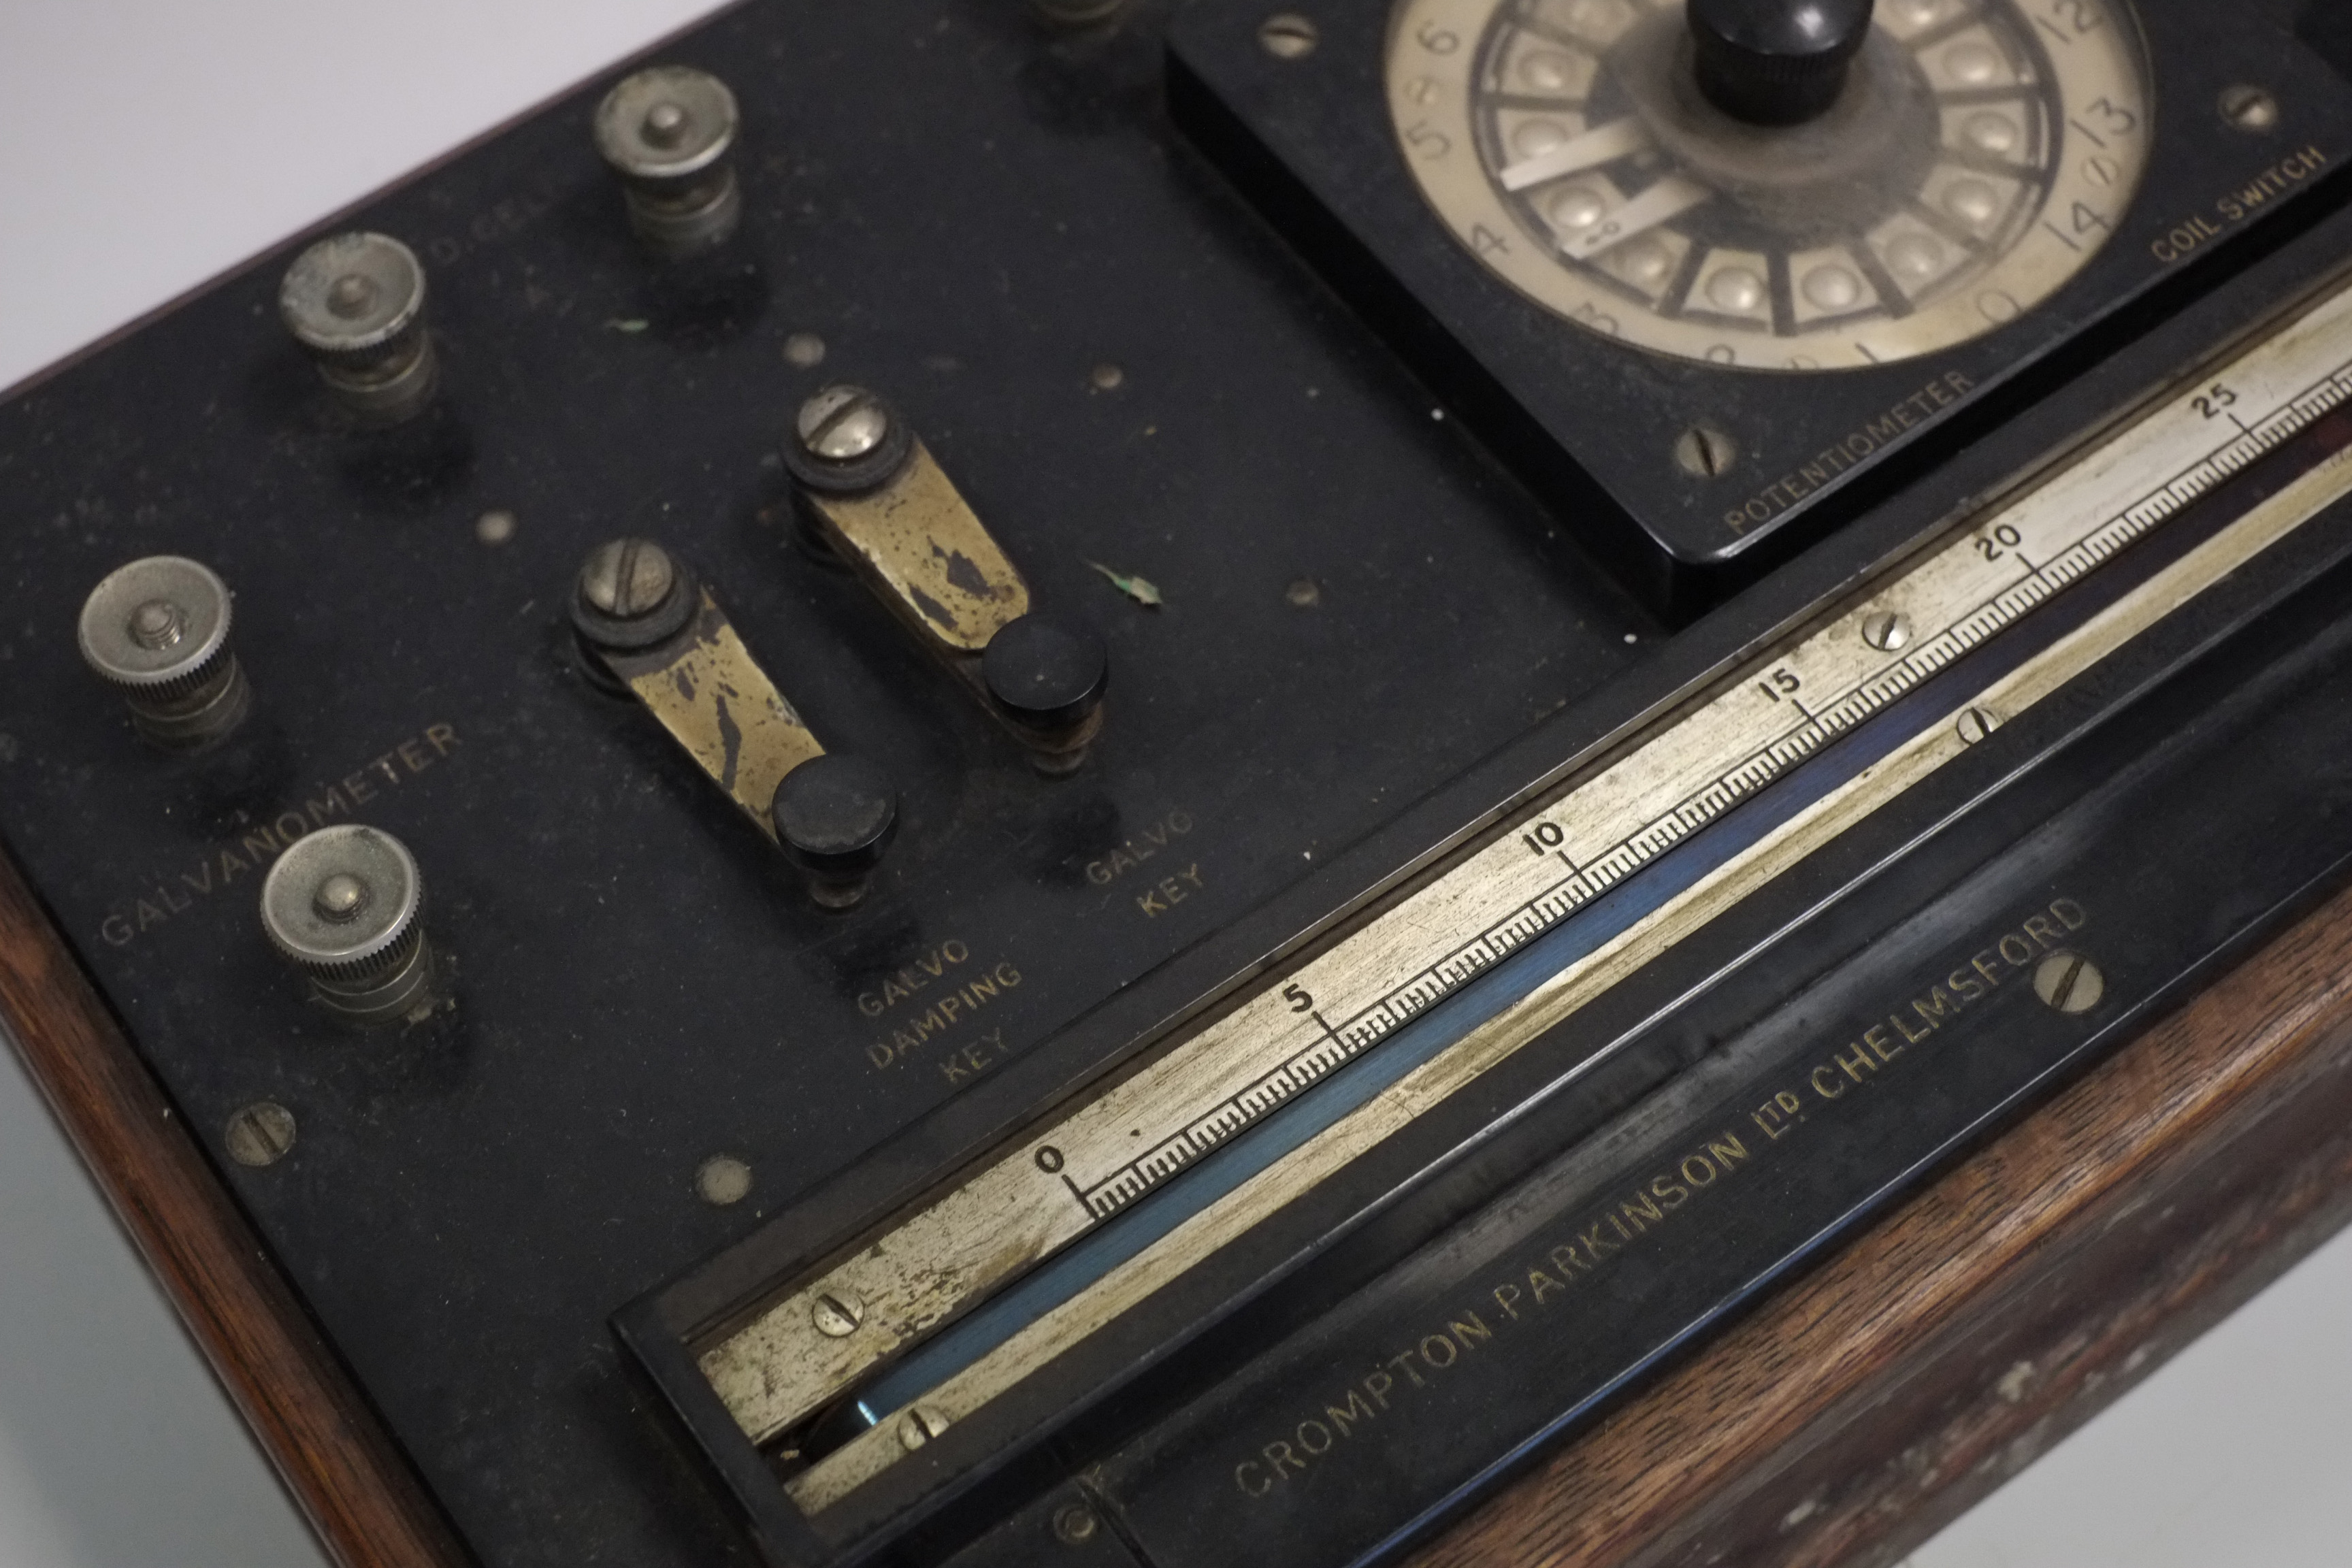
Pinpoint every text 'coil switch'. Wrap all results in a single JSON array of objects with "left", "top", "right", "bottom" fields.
[
  {"left": 570, "top": 540, "right": 898, "bottom": 909},
  {"left": 78, "top": 555, "right": 253, "bottom": 750},
  {"left": 785, "top": 387, "right": 1108, "bottom": 775}
]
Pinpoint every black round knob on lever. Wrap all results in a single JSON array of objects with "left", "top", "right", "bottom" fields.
[
  {"left": 772, "top": 754, "right": 900, "bottom": 911},
  {"left": 1689, "top": 0, "right": 1875, "bottom": 126},
  {"left": 983, "top": 614, "right": 1109, "bottom": 777}
]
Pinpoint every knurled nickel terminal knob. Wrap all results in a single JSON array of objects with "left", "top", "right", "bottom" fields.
[
  {"left": 259, "top": 825, "right": 437, "bottom": 1024},
  {"left": 594, "top": 66, "right": 744, "bottom": 257},
  {"left": 279, "top": 231, "right": 439, "bottom": 424},
  {"left": 78, "top": 555, "right": 252, "bottom": 750},
  {"left": 1690, "top": 0, "right": 1875, "bottom": 127}
]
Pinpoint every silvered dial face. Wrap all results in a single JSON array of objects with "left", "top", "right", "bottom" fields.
[{"left": 1387, "top": 0, "right": 2152, "bottom": 370}]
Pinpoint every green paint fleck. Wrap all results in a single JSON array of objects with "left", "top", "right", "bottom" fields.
[
  {"left": 604, "top": 318, "right": 651, "bottom": 333},
  {"left": 1088, "top": 561, "right": 1162, "bottom": 608}
]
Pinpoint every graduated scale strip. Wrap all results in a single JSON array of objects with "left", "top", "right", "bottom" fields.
[
  {"left": 698, "top": 277, "right": 2352, "bottom": 1456},
  {"left": 1071, "top": 359, "right": 2352, "bottom": 1224},
  {"left": 789, "top": 421, "right": 2352, "bottom": 1518}
]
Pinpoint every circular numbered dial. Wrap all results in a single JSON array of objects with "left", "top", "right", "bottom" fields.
[{"left": 1388, "top": 0, "right": 2152, "bottom": 370}]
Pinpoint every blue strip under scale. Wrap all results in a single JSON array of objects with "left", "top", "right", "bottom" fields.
[{"left": 833, "top": 643, "right": 2002, "bottom": 1437}]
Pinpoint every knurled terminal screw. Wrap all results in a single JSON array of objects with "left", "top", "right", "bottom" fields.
[
  {"left": 279, "top": 232, "right": 438, "bottom": 425},
  {"left": 594, "top": 65, "right": 744, "bottom": 257},
  {"left": 1861, "top": 610, "right": 1911, "bottom": 652},
  {"left": 896, "top": 1406, "right": 951, "bottom": 1450},
  {"left": 796, "top": 387, "right": 895, "bottom": 463},
  {"left": 258, "top": 825, "right": 438, "bottom": 1025},
  {"left": 77, "top": 555, "right": 252, "bottom": 751},
  {"left": 811, "top": 1289, "right": 865, "bottom": 1337}
]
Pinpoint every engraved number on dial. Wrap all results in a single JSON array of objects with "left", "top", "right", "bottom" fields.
[{"left": 1387, "top": 0, "right": 2152, "bottom": 370}]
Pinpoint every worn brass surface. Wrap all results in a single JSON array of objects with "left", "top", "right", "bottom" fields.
[
  {"left": 604, "top": 593, "right": 826, "bottom": 836},
  {"left": 807, "top": 441, "right": 1032, "bottom": 655}
]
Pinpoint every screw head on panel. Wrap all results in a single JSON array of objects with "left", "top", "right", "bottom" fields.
[
  {"left": 1674, "top": 425, "right": 1738, "bottom": 478},
  {"left": 2034, "top": 951, "right": 2105, "bottom": 1013},
  {"left": 225, "top": 1102, "right": 297, "bottom": 1169},
  {"left": 896, "top": 1406, "right": 951, "bottom": 1450},
  {"left": 2219, "top": 84, "right": 2280, "bottom": 133},
  {"left": 1259, "top": 14, "right": 1319, "bottom": 59},
  {"left": 811, "top": 1290, "right": 866, "bottom": 1338},
  {"left": 1861, "top": 610, "right": 1910, "bottom": 652},
  {"left": 578, "top": 539, "right": 681, "bottom": 621},
  {"left": 571, "top": 538, "right": 698, "bottom": 654},
  {"left": 796, "top": 387, "right": 896, "bottom": 463}
]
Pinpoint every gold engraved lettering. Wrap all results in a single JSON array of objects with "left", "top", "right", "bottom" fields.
[
  {"left": 863, "top": 947, "right": 1028, "bottom": 1073},
  {"left": 1835, "top": 1041, "right": 1880, "bottom": 1085},
  {"left": 1235, "top": 900, "right": 2103, "bottom": 1496},
  {"left": 1725, "top": 373, "right": 1977, "bottom": 534},
  {"left": 1751, "top": 1090, "right": 1801, "bottom": 1140},
  {"left": 1235, "top": 1126, "right": 1754, "bottom": 1495},
  {"left": 2157, "top": 148, "right": 2332, "bottom": 263},
  {"left": 1326, "top": 1388, "right": 1379, "bottom": 1438},
  {"left": 99, "top": 723, "right": 463, "bottom": 947},
  {"left": 1084, "top": 810, "right": 1198, "bottom": 886},
  {"left": 1135, "top": 864, "right": 1207, "bottom": 919},
  {"left": 1618, "top": 1189, "right": 1666, "bottom": 1234},
  {"left": 1912, "top": 987, "right": 1962, "bottom": 1032}
]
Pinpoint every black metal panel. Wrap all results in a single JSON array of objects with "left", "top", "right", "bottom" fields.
[{"left": 0, "top": 1, "right": 2348, "bottom": 1565}]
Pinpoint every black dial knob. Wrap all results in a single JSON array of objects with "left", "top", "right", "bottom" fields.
[{"left": 1689, "top": 0, "right": 1875, "bottom": 126}]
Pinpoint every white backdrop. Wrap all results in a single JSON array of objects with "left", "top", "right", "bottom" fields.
[{"left": 1, "top": 2, "right": 2347, "bottom": 1564}]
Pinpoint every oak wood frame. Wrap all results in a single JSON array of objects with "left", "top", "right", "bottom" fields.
[{"left": 5, "top": 834, "right": 2351, "bottom": 1568}]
